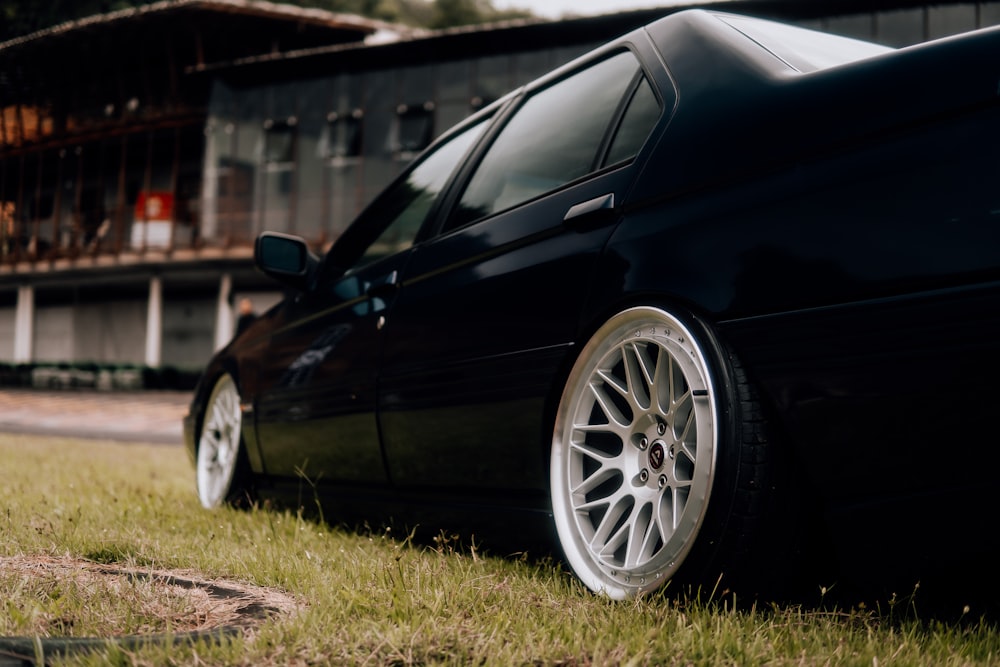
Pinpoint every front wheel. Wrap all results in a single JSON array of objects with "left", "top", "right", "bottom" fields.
[
  {"left": 550, "top": 306, "right": 766, "bottom": 598},
  {"left": 196, "top": 373, "right": 251, "bottom": 508}
]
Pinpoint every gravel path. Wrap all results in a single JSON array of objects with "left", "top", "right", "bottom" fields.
[{"left": 0, "top": 389, "right": 190, "bottom": 445}]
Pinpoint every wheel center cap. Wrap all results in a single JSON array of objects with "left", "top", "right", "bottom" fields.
[{"left": 648, "top": 441, "right": 666, "bottom": 470}]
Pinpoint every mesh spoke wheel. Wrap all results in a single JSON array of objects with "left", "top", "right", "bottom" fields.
[
  {"left": 196, "top": 374, "right": 244, "bottom": 509},
  {"left": 551, "top": 307, "right": 719, "bottom": 598}
]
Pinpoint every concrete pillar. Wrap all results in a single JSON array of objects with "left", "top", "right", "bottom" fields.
[
  {"left": 13, "top": 284, "right": 34, "bottom": 363},
  {"left": 145, "top": 275, "right": 162, "bottom": 367},
  {"left": 214, "top": 272, "right": 233, "bottom": 351}
]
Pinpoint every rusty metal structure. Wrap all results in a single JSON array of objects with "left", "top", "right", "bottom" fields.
[{"left": 1, "top": 0, "right": 998, "bottom": 375}]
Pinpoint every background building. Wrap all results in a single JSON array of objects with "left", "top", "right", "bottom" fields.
[{"left": 1, "top": 0, "right": 997, "bottom": 386}]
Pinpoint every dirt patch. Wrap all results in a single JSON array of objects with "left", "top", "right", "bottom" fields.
[{"left": 0, "top": 555, "right": 301, "bottom": 639}]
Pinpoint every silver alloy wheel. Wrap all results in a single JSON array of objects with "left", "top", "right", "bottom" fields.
[
  {"left": 551, "top": 307, "right": 718, "bottom": 598},
  {"left": 196, "top": 374, "right": 242, "bottom": 509}
]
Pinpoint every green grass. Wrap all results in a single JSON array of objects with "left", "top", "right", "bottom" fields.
[{"left": 0, "top": 433, "right": 998, "bottom": 666}]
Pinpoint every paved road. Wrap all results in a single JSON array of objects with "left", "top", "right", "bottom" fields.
[{"left": 0, "top": 389, "right": 191, "bottom": 445}]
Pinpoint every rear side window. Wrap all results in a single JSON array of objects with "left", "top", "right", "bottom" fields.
[
  {"left": 605, "top": 78, "right": 661, "bottom": 166},
  {"left": 450, "top": 50, "right": 659, "bottom": 228}
]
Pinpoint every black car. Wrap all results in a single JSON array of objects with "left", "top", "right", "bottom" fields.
[{"left": 185, "top": 10, "right": 1000, "bottom": 598}]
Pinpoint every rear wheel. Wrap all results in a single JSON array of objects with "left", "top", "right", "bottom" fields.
[
  {"left": 550, "top": 306, "right": 766, "bottom": 598},
  {"left": 196, "top": 373, "right": 251, "bottom": 508}
]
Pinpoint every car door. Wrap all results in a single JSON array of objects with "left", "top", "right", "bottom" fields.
[
  {"left": 252, "top": 117, "right": 492, "bottom": 485},
  {"left": 377, "top": 47, "right": 670, "bottom": 495}
]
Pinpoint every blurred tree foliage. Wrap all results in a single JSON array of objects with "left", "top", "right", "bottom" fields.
[
  {"left": 0, "top": 0, "right": 533, "bottom": 41},
  {"left": 0, "top": 0, "right": 143, "bottom": 41}
]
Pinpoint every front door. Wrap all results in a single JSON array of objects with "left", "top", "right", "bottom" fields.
[
  {"left": 251, "top": 114, "right": 493, "bottom": 487},
  {"left": 254, "top": 253, "right": 408, "bottom": 485}
]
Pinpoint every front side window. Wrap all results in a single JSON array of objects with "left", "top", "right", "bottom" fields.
[
  {"left": 344, "top": 117, "right": 489, "bottom": 271},
  {"left": 449, "top": 51, "right": 654, "bottom": 228}
]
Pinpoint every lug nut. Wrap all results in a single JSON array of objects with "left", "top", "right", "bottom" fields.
[
  {"left": 639, "top": 469, "right": 649, "bottom": 483},
  {"left": 657, "top": 422, "right": 666, "bottom": 436},
  {"left": 638, "top": 436, "right": 648, "bottom": 450},
  {"left": 658, "top": 475, "right": 667, "bottom": 489}
]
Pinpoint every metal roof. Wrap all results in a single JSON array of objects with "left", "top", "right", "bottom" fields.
[
  {"left": 181, "top": 0, "right": 968, "bottom": 78},
  {"left": 0, "top": 0, "right": 403, "bottom": 54}
]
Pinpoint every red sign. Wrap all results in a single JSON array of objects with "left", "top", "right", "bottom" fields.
[{"left": 135, "top": 192, "right": 174, "bottom": 222}]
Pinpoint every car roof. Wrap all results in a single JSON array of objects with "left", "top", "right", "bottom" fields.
[{"left": 709, "top": 13, "right": 894, "bottom": 73}]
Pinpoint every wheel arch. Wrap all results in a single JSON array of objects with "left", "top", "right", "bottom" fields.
[{"left": 191, "top": 355, "right": 268, "bottom": 480}]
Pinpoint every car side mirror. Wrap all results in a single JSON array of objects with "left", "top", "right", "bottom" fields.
[{"left": 254, "top": 232, "right": 320, "bottom": 292}]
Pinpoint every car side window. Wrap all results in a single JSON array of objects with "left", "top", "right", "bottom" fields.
[
  {"left": 448, "top": 50, "right": 657, "bottom": 229},
  {"left": 605, "top": 77, "right": 661, "bottom": 166},
  {"left": 339, "top": 118, "right": 489, "bottom": 273}
]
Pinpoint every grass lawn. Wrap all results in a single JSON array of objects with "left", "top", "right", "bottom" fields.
[{"left": 0, "top": 433, "right": 997, "bottom": 666}]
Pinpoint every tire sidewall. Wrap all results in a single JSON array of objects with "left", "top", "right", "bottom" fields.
[{"left": 662, "top": 310, "right": 748, "bottom": 590}]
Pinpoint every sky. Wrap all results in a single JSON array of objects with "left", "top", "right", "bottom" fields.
[{"left": 492, "top": 0, "right": 708, "bottom": 20}]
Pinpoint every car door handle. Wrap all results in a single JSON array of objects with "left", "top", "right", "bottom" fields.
[{"left": 563, "top": 193, "right": 616, "bottom": 226}]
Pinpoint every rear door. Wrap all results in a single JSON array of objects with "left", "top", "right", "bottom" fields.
[{"left": 378, "top": 47, "right": 670, "bottom": 496}]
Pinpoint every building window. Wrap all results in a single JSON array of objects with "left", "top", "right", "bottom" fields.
[
  {"left": 261, "top": 117, "right": 297, "bottom": 232},
  {"left": 391, "top": 102, "right": 435, "bottom": 159},
  {"left": 264, "top": 117, "right": 297, "bottom": 167},
  {"left": 263, "top": 117, "right": 296, "bottom": 200},
  {"left": 323, "top": 109, "right": 364, "bottom": 165}
]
